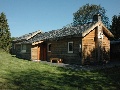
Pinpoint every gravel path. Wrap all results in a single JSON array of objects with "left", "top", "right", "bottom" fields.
[{"left": 33, "top": 60, "right": 120, "bottom": 71}]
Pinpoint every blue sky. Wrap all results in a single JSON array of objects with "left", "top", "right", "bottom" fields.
[{"left": 0, "top": 0, "right": 120, "bottom": 37}]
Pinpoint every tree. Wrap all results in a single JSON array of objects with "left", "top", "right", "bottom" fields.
[
  {"left": 0, "top": 12, "right": 11, "bottom": 52},
  {"left": 73, "top": 4, "right": 110, "bottom": 28},
  {"left": 110, "top": 14, "right": 120, "bottom": 40}
]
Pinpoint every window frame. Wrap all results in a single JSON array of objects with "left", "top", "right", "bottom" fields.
[{"left": 68, "top": 41, "right": 73, "bottom": 53}]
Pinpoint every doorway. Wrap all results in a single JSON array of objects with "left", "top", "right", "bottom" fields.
[{"left": 39, "top": 42, "right": 47, "bottom": 61}]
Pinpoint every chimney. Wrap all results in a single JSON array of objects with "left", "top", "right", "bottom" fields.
[{"left": 93, "top": 14, "right": 101, "bottom": 22}]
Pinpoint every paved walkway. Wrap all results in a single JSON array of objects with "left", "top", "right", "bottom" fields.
[{"left": 33, "top": 60, "right": 120, "bottom": 71}]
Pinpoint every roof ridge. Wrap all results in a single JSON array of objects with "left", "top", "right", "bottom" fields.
[{"left": 14, "top": 30, "right": 42, "bottom": 41}]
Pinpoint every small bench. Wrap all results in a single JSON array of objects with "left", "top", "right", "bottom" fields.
[{"left": 50, "top": 58, "right": 63, "bottom": 63}]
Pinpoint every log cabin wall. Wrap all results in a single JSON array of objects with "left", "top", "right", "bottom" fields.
[
  {"left": 82, "top": 27, "right": 110, "bottom": 65},
  {"left": 47, "top": 37, "right": 82, "bottom": 64},
  {"left": 102, "top": 34, "right": 110, "bottom": 51},
  {"left": 15, "top": 44, "right": 31, "bottom": 60},
  {"left": 11, "top": 42, "right": 16, "bottom": 55},
  {"left": 82, "top": 29, "right": 96, "bottom": 64},
  {"left": 102, "top": 33, "right": 110, "bottom": 61},
  {"left": 15, "top": 44, "right": 21, "bottom": 55},
  {"left": 20, "top": 44, "right": 31, "bottom": 60}
]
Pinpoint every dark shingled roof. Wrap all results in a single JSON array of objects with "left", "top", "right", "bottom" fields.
[
  {"left": 13, "top": 30, "right": 42, "bottom": 41},
  {"left": 20, "top": 22, "right": 97, "bottom": 44}
]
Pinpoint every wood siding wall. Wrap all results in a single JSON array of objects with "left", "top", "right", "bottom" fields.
[
  {"left": 82, "top": 29, "right": 96, "bottom": 64},
  {"left": 47, "top": 37, "right": 82, "bottom": 64},
  {"left": 102, "top": 33, "right": 110, "bottom": 60},
  {"left": 82, "top": 27, "right": 110, "bottom": 64},
  {"left": 102, "top": 34, "right": 110, "bottom": 51}
]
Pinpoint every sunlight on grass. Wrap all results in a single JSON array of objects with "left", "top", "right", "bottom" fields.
[{"left": 0, "top": 50, "right": 120, "bottom": 89}]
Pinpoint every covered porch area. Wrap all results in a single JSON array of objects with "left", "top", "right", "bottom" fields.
[{"left": 31, "top": 41, "right": 47, "bottom": 61}]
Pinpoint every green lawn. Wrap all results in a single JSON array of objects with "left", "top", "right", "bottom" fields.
[{"left": 0, "top": 51, "right": 120, "bottom": 90}]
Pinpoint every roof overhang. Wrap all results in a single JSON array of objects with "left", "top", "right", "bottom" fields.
[
  {"left": 82, "top": 21, "right": 114, "bottom": 38},
  {"left": 32, "top": 41, "right": 43, "bottom": 45},
  {"left": 101, "top": 23, "right": 114, "bottom": 37}
]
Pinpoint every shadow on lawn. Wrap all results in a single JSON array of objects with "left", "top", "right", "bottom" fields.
[
  {"left": 8, "top": 69, "right": 86, "bottom": 90},
  {"left": 94, "top": 66, "right": 120, "bottom": 89},
  {"left": 3, "top": 66, "right": 120, "bottom": 90}
]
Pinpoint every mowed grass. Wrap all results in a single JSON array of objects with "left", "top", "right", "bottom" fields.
[{"left": 0, "top": 51, "right": 120, "bottom": 90}]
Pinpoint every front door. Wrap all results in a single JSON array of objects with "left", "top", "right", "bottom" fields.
[{"left": 40, "top": 43, "right": 47, "bottom": 61}]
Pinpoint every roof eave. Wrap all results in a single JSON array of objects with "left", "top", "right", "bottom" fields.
[
  {"left": 82, "top": 21, "right": 114, "bottom": 38},
  {"left": 102, "top": 23, "right": 114, "bottom": 38},
  {"left": 82, "top": 22, "right": 98, "bottom": 37}
]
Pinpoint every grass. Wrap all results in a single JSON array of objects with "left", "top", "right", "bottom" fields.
[{"left": 0, "top": 51, "right": 120, "bottom": 90}]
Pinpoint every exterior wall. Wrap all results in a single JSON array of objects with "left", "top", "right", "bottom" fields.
[
  {"left": 110, "top": 42, "right": 120, "bottom": 61},
  {"left": 102, "top": 33, "right": 110, "bottom": 60},
  {"left": 15, "top": 44, "right": 21, "bottom": 54},
  {"left": 11, "top": 42, "right": 16, "bottom": 55},
  {"left": 47, "top": 37, "right": 82, "bottom": 64},
  {"left": 102, "top": 34, "right": 110, "bottom": 51},
  {"left": 82, "top": 28, "right": 110, "bottom": 65},
  {"left": 82, "top": 29, "right": 96, "bottom": 64},
  {"left": 15, "top": 44, "right": 31, "bottom": 60}
]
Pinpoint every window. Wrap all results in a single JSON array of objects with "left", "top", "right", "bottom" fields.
[
  {"left": 21, "top": 44, "right": 26, "bottom": 53},
  {"left": 79, "top": 44, "right": 81, "bottom": 52},
  {"left": 48, "top": 43, "right": 51, "bottom": 52},
  {"left": 68, "top": 42, "right": 73, "bottom": 53}
]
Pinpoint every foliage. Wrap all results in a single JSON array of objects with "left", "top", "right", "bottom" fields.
[
  {"left": 0, "top": 51, "right": 120, "bottom": 89},
  {"left": 110, "top": 14, "right": 120, "bottom": 40},
  {"left": 73, "top": 4, "right": 110, "bottom": 28},
  {"left": 0, "top": 12, "right": 11, "bottom": 52},
  {"left": 11, "top": 37, "right": 16, "bottom": 41}
]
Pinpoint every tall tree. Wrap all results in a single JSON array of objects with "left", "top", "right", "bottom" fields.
[
  {"left": 110, "top": 14, "right": 120, "bottom": 40},
  {"left": 0, "top": 12, "right": 11, "bottom": 52},
  {"left": 73, "top": 4, "right": 110, "bottom": 28}
]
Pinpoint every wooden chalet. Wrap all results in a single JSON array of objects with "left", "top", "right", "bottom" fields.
[{"left": 13, "top": 15, "right": 114, "bottom": 65}]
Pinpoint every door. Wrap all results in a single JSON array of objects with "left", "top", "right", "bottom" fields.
[{"left": 40, "top": 43, "right": 47, "bottom": 61}]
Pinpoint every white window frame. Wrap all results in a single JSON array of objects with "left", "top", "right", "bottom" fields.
[
  {"left": 48, "top": 43, "right": 51, "bottom": 52},
  {"left": 68, "top": 42, "right": 73, "bottom": 53}
]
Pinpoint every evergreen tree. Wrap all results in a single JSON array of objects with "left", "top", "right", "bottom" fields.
[
  {"left": 73, "top": 4, "right": 110, "bottom": 28},
  {"left": 0, "top": 12, "right": 11, "bottom": 52},
  {"left": 110, "top": 14, "right": 120, "bottom": 40}
]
